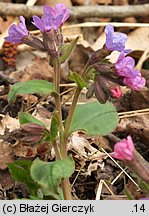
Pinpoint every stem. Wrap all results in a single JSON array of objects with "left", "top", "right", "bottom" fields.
[
  {"left": 52, "top": 141, "right": 62, "bottom": 160},
  {"left": 62, "top": 179, "right": 72, "bottom": 200},
  {"left": 64, "top": 87, "right": 81, "bottom": 142},
  {"left": 53, "top": 58, "right": 72, "bottom": 199},
  {"left": 53, "top": 59, "right": 65, "bottom": 158},
  {"left": 64, "top": 65, "right": 90, "bottom": 143}
]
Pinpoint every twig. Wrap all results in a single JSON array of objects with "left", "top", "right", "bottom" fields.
[
  {"left": 63, "top": 22, "right": 149, "bottom": 29},
  {"left": 95, "top": 179, "right": 114, "bottom": 200},
  {"left": 0, "top": 3, "right": 148, "bottom": 18},
  {"left": 101, "top": 148, "right": 139, "bottom": 189},
  {"left": 135, "top": 47, "right": 149, "bottom": 71}
]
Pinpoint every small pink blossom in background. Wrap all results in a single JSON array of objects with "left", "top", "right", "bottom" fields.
[
  {"left": 113, "top": 135, "right": 134, "bottom": 161},
  {"left": 110, "top": 86, "right": 122, "bottom": 98}
]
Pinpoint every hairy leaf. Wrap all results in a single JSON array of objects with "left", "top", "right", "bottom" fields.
[
  {"left": 8, "top": 160, "right": 39, "bottom": 195},
  {"left": 69, "top": 101, "right": 119, "bottom": 136},
  {"left": 30, "top": 157, "right": 75, "bottom": 200},
  {"left": 8, "top": 80, "right": 54, "bottom": 103}
]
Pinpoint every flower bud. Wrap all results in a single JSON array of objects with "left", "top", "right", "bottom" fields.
[
  {"left": 86, "top": 83, "right": 95, "bottom": 99},
  {"left": 11, "top": 123, "right": 48, "bottom": 145},
  {"left": 87, "top": 46, "right": 111, "bottom": 66},
  {"left": 110, "top": 86, "right": 122, "bottom": 99},
  {"left": 23, "top": 35, "right": 46, "bottom": 51},
  {"left": 94, "top": 76, "right": 109, "bottom": 103}
]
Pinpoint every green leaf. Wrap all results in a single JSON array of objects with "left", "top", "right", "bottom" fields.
[
  {"left": 68, "top": 71, "right": 87, "bottom": 89},
  {"left": 59, "top": 37, "right": 79, "bottom": 63},
  {"left": 8, "top": 160, "right": 39, "bottom": 195},
  {"left": 8, "top": 80, "right": 54, "bottom": 104},
  {"left": 69, "top": 101, "right": 119, "bottom": 136},
  {"left": 49, "top": 113, "right": 58, "bottom": 142},
  {"left": 19, "top": 112, "right": 45, "bottom": 126},
  {"left": 30, "top": 156, "right": 75, "bottom": 200}
]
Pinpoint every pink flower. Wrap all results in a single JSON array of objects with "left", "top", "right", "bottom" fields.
[
  {"left": 113, "top": 136, "right": 134, "bottom": 161},
  {"left": 115, "top": 51, "right": 139, "bottom": 78},
  {"left": 110, "top": 86, "right": 122, "bottom": 98},
  {"left": 123, "top": 74, "right": 146, "bottom": 90},
  {"left": 114, "top": 52, "right": 146, "bottom": 90}
]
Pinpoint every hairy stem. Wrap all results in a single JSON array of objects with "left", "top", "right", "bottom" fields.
[
  {"left": 64, "top": 87, "right": 81, "bottom": 142},
  {"left": 53, "top": 59, "right": 65, "bottom": 158},
  {"left": 64, "top": 65, "right": 90, "bottom": 143},
  {"left": 53, "top": 58, "right": 72, "bottom": 199},
  {"left": 52, "top": 141, "right": 62, "bottom": 160}
]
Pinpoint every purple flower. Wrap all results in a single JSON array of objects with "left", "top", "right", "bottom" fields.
[
  {"left": 112, "top": 136, "right": 134, "bottom": 161},
  {"left": 5, "top": 16, "right": 29, "bottom": 44},
  {"left": 115, "top": 51, "right": 139, "bottom": 78},
  {"left": 44, "top": 3, "right": 70, "bottom": 26},
  {"left": 105, "top": 24, "right": 128, "bottom": 52},
  {"left": 32, "top": 4, "right": 70, "bottom": 32},
  {"left": 123, "top": 74, "right": 146, "bottom": 90}
]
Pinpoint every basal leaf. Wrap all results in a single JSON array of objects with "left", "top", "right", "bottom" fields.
[
  {"left": 69, "top": 101, "right": 119, "bottom": 136},
  {"left": 8, "top": 80, "right": 54, "bottom": 103},
  {"left": 30, "top": 156, "right": 75, "bottom": 200},
  {"left": 8, "top": 160, "right": 39, "bottom": 195}
]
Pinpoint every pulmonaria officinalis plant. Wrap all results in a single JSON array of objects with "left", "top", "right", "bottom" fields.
[{"left": 5, "top": 3, "right": 148, "bottom": 200}]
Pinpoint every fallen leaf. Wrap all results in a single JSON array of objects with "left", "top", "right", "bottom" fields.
[
  {"left": 1, "top": 114, "right": 20, "bottom": 134},
  {"left": 69, "top": 132, "right": 105, "bottom": 160},
  {"left": 0, "top": 140, "right": 14, "bottom": 170}
]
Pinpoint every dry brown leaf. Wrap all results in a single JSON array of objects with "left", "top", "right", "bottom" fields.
[
  {"left": 0, "top": 16, "right": 14, "bottom": 33},
  {"left": 126, "top": 27, "right": 149, "bottom": 52},
  {"left": 130, "top": 88, "right": 149, "bottom": 110},
  {"left": 69, "top": 132, "right": 105, "bottom": 160},
  {"left": 126, "top": 115, "right": 149, "bottom": 146},
  {"left": 13, "top": 143, "right": 37, "bottom": 158},
  {"left": 0, "top": 140, "right": 14, "bottom": 170},
  {"left": 87, "top": 160, "right": 105, "bottom": 175},
  {"left": 0, "top": 170, "right": 14, "bottom": 191},
  {"left": 1, "top": 114, "right": 20, "bottom": 134},
  {"left": 32, "top": 106, "right": 52, "bottom": 130},
  {"left": 10, "top": 56, "right": 54, "bottom": 82}
]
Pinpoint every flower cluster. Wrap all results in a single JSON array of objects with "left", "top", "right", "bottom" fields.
[
  {"left": 115, "top": 51, "right": 146, "bottom": 90},
  {"left": 112, "top": 135, "right": 134, "bottom": 161},
  {"left": 5, "top": 3, "right": 70, "bottom": 57},
  {"left": 5, "top": 4, "right": 146, "bottom": 100},
  {"left": 32, "top": 4, "right": 70, "bottom": 32}
]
